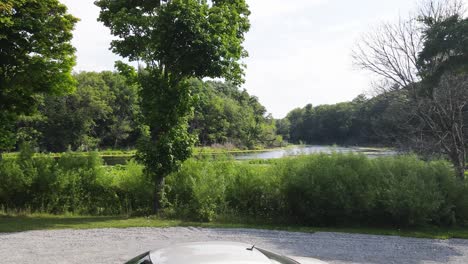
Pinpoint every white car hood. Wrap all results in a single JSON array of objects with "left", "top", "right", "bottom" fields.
[{"left": 289, "top": 256, "right": 328, "bottom": 264}]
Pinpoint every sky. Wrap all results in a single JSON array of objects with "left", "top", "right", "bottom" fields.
[{"left": 59, "top": 0, "right": 467, "bottom": 118}]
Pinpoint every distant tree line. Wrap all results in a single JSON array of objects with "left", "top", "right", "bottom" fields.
[
  {"left": 277, "top": 93, "right": 404, "bottom": 146},
  {"left": 11, "top": 72, "right": 278, "bottom": 152}
]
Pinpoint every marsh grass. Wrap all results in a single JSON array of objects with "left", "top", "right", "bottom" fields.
[{"left": 1, "top": 149, "right": 467, "bottom": 228}]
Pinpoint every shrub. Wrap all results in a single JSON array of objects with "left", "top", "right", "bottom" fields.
[
  {"left": 280, "top": 153, "right": 378, "bottom": 225},
  {"left": 225, "top": 163, "right": 283, "bottom": 220},
  {"left": 0, "top": 148, "right": 150, "bottom": 215},
  {"left": 164, "top": 157, "right": 230, "bottom": 221},
  {"left": 104, "top": 160, "right": 152, "bottom": 215},
  {"left": 1, "top": 149, "right": 466, "bottom": 228},
  {"left": 165, "top": 153, "right": 462, "bottom": 227}
]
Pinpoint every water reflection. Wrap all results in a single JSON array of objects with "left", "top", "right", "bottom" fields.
[{"left": 232, "top": 145, "right": 397, "bottom": 160}]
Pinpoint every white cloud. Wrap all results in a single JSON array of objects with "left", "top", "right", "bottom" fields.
[
  {"left": 59, "top": 0, "right": 468, "bottom": 118},
  {"left": 247, "top": 0, "right": 328, "bottom": 19}
]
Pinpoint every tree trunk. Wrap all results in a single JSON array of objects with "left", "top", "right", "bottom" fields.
[
  {"left": 152, "top": 176, "right": 165, "bottom": 214},
  {"left": 457, "top": 166, "right": 466, "bottom": 181},
  {"left": 456, "top": 158, "right": 466, "bottom": 181},
  {"left": 453, "top": 150, "right": 466, "bottom": 181}
]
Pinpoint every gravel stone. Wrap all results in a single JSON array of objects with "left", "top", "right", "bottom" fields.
[{"left": 1, "top": 227, "right": 468, "bottom": 263}]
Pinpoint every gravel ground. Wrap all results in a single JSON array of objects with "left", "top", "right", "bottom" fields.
[{"left": 1, "top": 227, "right": 468, "bottom": 264}]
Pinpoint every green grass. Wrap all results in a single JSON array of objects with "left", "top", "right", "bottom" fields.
[{"left": 2, "top": 214, "right": 468, "bottom": 240}]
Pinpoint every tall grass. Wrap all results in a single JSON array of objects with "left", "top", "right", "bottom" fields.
[
  {"left": 1, "top": 148, "right": 467, "bottom": 227},
  {"left": 0, "top": 146, "right": 152, "bottom": 215},
  {"left": 164, "top": 154, "right": 467, "bottom": 227}
]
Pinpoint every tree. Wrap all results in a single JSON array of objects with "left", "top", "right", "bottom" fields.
[
  {"left": 0, "top": 0, "right": 78, "bottom": 156},
  {"left": 353, "top": 0, "right": 468, "bottom": 179},
  {"left": 189, "top": 80, "right": 277, "bottom": 148},
  {"left": 352, "top": 17, "right": 422, "bottom": 90},
  {"left": 413, "top": 73, "right": 468, "bottom": 179},
  {"left": 414, "top": 7, "right": 468, "bottom": 179},
  {"left": 352, "top": 0, "right": 465, "bottom": 92},
  {"left": 37, "top": 71, "right": 141, "bottom": 152},
  {"left": 96, "top": 0, "right": 250, "bottom": 212}
]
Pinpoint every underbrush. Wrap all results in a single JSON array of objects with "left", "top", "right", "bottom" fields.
[
  {"left": 0, "top": 145, "right": 152, "bottom": 215},
  {"left": 1, "top": 148, "right": 467, "bottom": 227},
  {"left": 163, "top": 154, "right": 468, "bottom": 227}
]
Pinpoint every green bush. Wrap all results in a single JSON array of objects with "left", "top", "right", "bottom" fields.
[
  {"left": 103, "top": 160, "right": 153, "bottom": 215},
  {"left": 164, "top": 157, "right": 230, "bottom": 221},
  {"left": 279, "top": 154, "right": 460, "bottom": 226},
  {"left": 225, "top": 163, "right": 283, "bottom": 220},
  {"left": 164, "top": 153, "right": 464, "bottom": 227},
  {"left": 1, "top": 149, "right": 467, "bottom": 228},
  {"left": 0, "top": 147, "right": 150, "bottom": 215},
  {"left": 280, "top": 154, "right": 378, "bottom": 225}
]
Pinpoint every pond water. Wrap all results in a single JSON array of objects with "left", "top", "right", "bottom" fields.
[{"left": 232, "top": 145, "right": 397, "bottom": 160}]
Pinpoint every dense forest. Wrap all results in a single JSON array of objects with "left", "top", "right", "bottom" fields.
[
  {"left": 277, "top": 93, "right": 404, "bottom": 146},
  {"left": 11, "top": 71, "right": 279, "bottom": 152}
]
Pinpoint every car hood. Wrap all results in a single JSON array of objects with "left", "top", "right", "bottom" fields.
[
  {"left": 149, "top": 242, "right": 272, "bottom": 264},
  {"left": 288, "top": 256, "right": 328, "bottom": 264}
]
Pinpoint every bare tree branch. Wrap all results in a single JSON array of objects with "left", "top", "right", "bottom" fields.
[{"left": 352, "top": 17, "right": 423, "bottom": 91}]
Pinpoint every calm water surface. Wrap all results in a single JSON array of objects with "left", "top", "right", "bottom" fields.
[{"left": 232, "top": 145, "right": 397, "bottom": 160}]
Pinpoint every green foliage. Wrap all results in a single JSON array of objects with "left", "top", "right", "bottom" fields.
[
  {"left": 10, "top": 71, "right": 275, "bottom": 153},
  {"left": 136, "top": 70, "right": 196, "bottom": 183},
  {"left": 0, "top": 0, "right": 78, "bottom": 151},
  {"left": 96, "top": 0, "right": 251, "bottom": 212},
  {"left": 281, "top": 94, "right": 405, "bottom": 146},
  {"left": 418, "top": 14, "right": 468, "bottom": 85},
  {"left": 1, "top": 151, "right": 467, "bottom": 227},
  {"left": 35, "top": 71, "right": 141, "bottom": 152},
  {"left": 190, "top": 80, "right": 277, "bottom": 149},
  {"left": 281, "top": 154, "right": 378, "bottom": 225},
  {"left": 0, "top": 112, "right": 16, "bottom": 152},
  {"left": 101, "top": 161, "right": 153, "bottom": 215},
  {"left": 352, "top": 2, "right": 468, "bottom": 180},
  {"left": 163, "top": 154, "right": 465, "bottom": 227},
  {"left": 163, "top": 158, "right": 229, "bottom": 221},
  {"left": 0, "top": 146, "right": 151, "bottom": 215},
  {"left": 96, "top": 0, "right": 250, "bottom": 84},
  {"left": 280, "top": 154, "right": 461, "bottom": 226}
]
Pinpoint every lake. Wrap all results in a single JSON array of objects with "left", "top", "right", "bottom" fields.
[{"left": 231, "top": 145, "right": 397, "bottom": 160}]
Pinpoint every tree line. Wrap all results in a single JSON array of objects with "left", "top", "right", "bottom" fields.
[
  {"left": 277, "top": 94, "right": 402, "bottom": 146},
  {"left": 11, "top": 71, "right": 278, "bottom": 152}
]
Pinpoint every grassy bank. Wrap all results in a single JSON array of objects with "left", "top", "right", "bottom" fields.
[
  {"left": 1, "top": 149, "right": 467, "bottom": 228},
  {"left": 2, "top": 214, "right": 468, "bottom": 240}
]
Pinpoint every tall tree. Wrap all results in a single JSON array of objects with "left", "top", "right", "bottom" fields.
[
  {"left": 0, "top": 0, "right": 78, "bottom": 157},
  {"left": 96, "top": 0, "right": 250, "bottom": 212},
  {"left": 353, "top": 0, "right": 468, "bottom": 179}
]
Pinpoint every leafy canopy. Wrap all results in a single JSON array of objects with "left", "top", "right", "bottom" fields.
[
  {"left": 418, "top": 14, "right": 468, "bottom": 84},
  {"left": 0, "top": 0, "right": 78, "bottom": 150},
  {"left": 96, "top": 0, "right": 250, "bottom": 84},
  {"left": 96, "top": 0, "right": 251, "bottom": 212}
]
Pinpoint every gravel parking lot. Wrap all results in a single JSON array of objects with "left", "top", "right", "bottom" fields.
[{"left": 1, "top": 227, "right": 468, "bottom": 263}]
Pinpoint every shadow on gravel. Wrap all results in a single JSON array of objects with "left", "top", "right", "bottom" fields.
[{"left": 0, "top": 216, "right": 123, "bottom": 233}]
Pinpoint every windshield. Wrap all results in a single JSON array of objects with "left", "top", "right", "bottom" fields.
[{"left": 256, "top": 248, "right": 299, "bottom": 264}]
